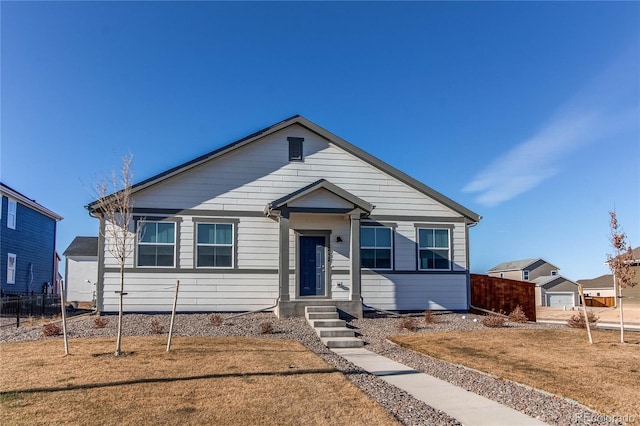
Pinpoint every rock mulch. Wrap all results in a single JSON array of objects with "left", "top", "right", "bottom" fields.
[{"left": 0, "top": 312, "right": 611, "bottom": 425}]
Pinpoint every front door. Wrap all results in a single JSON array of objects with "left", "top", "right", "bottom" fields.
[{"left": 299, "top": 236, "right": 326, "bottom": 297}]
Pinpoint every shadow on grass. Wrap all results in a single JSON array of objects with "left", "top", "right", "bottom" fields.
[{"left": 1, "top": 367, "right": 370, "bottom": 396}]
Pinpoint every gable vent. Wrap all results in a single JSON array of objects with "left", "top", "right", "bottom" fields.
[{"left": 288, "top": 137, "right": 304, "bottom": 161}]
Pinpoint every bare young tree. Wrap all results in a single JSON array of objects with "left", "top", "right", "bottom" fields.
[
  {"left": 606, "top": 210, "right": 637, "bottom": 343},
  {"left": 92, "top": 154, "right": 136, "bottom": 356}
]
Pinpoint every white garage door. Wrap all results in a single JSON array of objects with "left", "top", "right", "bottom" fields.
[{"left": 547, "top": 293, "right": 575, "bottom": 308}]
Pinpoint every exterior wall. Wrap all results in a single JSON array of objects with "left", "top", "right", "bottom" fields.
[
  {"left": 0, "top": 195, "right": 57, "bottom": 295},
  {"left": 488, "top": 270, "right": 523, "bottom": 281},
  {"left": 98, "top": 123, "right": 473, "bottom": 313},
  {"left": 65, "top": 256, "right": 98, "bottom": 302},
  {"left": 583, "top": 288, "right": 616, "bottom": 298},
  {"left": 528, "top": 260, "right": 558, "bottom": 281}
]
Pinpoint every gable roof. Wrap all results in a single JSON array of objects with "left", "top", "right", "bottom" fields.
[
  {"left": 63, "top": 236, "right": 98, "bottom": 257},
  {"left": 0, "top": 182, "right": 63, "bottom": 221},
  {"left": 266, "top": 179, "right": 373, "bottom": 214},
  {"left": 488, "top": 258, "right": 559, "bottom": 272},
  {"left": 577, "top": 274, "right": 614, "bottom": 289},
  {"left": 86, "top": 115, "right": 481, "bottom": 223},
  {"left": 532, "top": 275, "right": 578, "bottom": 288}
]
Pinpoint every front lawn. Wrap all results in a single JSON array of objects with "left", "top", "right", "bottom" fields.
[
  {"left": 389, "top": 328, "right": 640, "bottom": 419},
  {"left": 1, "top": 336, "right": 398, "bottom": 425}
]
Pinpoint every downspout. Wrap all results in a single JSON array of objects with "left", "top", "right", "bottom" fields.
[
  {"left": 466, "top": 220, "right": 479, "bottom": 311},
  {"left": 88, "top": 209, "right": 106, "bottom": 314}
]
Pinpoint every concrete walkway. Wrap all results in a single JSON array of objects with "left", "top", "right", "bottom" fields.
[{"left": 333, "top": 347, "right": 548, "bottom": 426}]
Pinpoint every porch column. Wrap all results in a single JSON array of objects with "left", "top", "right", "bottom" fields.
[
  {"left": 349, "top": 211, "right": 361, "bottom": 301},
  {"left": 278, "top": 210, "right": 290, "bottom": 302}
]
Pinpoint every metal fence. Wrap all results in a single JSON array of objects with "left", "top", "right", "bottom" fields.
[{"left": 0, "top": 293, "right": 61, "bottom": 328}]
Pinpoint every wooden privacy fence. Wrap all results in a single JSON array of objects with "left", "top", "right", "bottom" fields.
[
  {"left": 470, "top": 274, "right": 536, "bottom": 321},
  {"left": 584, "top": 296, "right": 615, "bottom": 308}
]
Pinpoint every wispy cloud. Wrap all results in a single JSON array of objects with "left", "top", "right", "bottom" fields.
[{"left": 463, "top": 49, "right": 638, "bottom": 207}]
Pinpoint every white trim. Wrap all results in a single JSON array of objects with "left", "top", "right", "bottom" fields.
[
  {"left": 136, "top": 221, "right": 176, "bottom": 268},
  {"left": 360, "top": 225, "right": 393, "bottom": 271},
  {"left": 417, "top": 227, "right": 452, "bottom": 271},
  {"left": 7, "top": 253, "right": 16, "bottom": 284},
  {"left": 195, "top": 222, "right": 235, "bottom": 269},
  {"left": 7, "top": 198, "right": 17, "bottom": 230}
]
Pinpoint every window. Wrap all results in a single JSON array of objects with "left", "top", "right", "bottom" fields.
[
  {"left": 550, "top": 270, "right": 558, "bottom": 276},
  {"left": 361, "top": 226, "right": 392, "bottom": 269},
  {"left": 523, "top": 270, "right": 530, "bottom": 281},
  {"left": 288, "top": 137, "right": 303, "bottom": 161},
  {"left": 196, "top": 223, "right": 233, "bottom": 268},
  {"left": 7, "top": 199, "right": 17, "bottom": 229},
  {"left": 7, "top": 254, "right": 16, "bottom": 284},
  {"left": 418, "top": 228, "right": 451, "bottom": 270},
  {"left": 137, "top": 221, "right": 175, "bottom": 267}
]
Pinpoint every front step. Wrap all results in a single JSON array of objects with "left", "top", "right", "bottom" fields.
[
  {"left": 316, "top": 327, "right": 356, "bottom": 338},
  {"left": 321, "top": 336, "right": 365, "bottom": 348},
  {"left": 306, "top": 311, "right": 339, "bottom": 320},
  {"left": 305, "top": 306, "right": 363, "bottom": 348}
]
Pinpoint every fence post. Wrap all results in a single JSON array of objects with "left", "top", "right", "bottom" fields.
[{"left": 16, "top": 296, "right": 20, "bottom": 328}]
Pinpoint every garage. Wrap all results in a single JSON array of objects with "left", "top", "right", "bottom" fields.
[{"left": 547, "top": 292, "right": 575, "bottom": 308}]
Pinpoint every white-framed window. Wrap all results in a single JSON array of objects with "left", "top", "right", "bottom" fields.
[
  {"left": 500, "top": 272, "right": 504, "bottom": 278},
  {"left": 418, "top": 228, "right": 451, "bottom": 270},
  {"left": 360, "top": 226, "right": 393, "bottom": 270},
  {"left": 196, "top": 223, "right": 234, "bottom": 268},
  {"left": 137, "top": 221, "right": 176, "bottom": 267},
  {"left": 550, "top": 270, "right": 558, "bottom": 276},
  {"left": 7, "top": 253, "right": 16, "bottom": 284},
  {"left": 288, "top": 137, "right": 304, "bottom": 161},
  {"left": 523, "top": 270, "right": 530, "bottom": 281},
  {"left": 7, "top": 198, "right": 17, "bottom": 229}
]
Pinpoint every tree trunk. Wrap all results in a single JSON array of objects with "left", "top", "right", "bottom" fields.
[
  {"left": 115, "top": 262, "right": 125, "bottom": 356},
  {"left": 618, "top": 274, "right": 625, "bottom": 343}
]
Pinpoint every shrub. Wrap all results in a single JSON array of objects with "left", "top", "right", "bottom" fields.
[
  {"left": 481, "top": 314, "right": 506, "bottom": 328},
  {"left": 259, "top": 322, "right": 274, "bottom": 334},
  {"left": 209, "top": 314, "right": 224, "bottom": 327},
  {"left": 150, "top": 319, "right": 164, "bottom": 334},
  {"left": 423, "top": 310, "right": 438, "bottom": 324},
  {"left": 567, "top": 311, "right": 598, "bottom": 328},
  {"left": 508, "top": 305, "right": 528, "bottom": 323},
  {"left": 93, "top": 317, "right": 109, "bottom": 329},
  {"left": 42, "top": 323, "right": 62, "bottom": 336},
  {"left": 397, "top": 317, "right": 419, "bottom": 332}
]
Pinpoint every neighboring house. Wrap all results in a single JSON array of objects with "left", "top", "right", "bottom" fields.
[
  {"left": 577, "top": 275, "right": 616, "bottom": 298},
  {"left": 63, "top": 236, "right": 99, "bottom": 304},
  {"left": 87, "top": 115, "right": 481, "bottom": 317},
  {"left": 532, "top": 275, "right": 579, "bottom": 308},
  {"left": 587, "top": 247, "right": 640, "bottom": 307},
  {"left": 488, "top": 258, "right": 560, "bottom": 282},
  {"left": 0, "top": 183, "right": 63, "bottom": 296}
]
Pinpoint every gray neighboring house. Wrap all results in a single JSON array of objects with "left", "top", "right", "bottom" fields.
[
  {"left": 488, "top": 258, "right": 578, "bottom": 308},
  {"left": 63, "top": 236, "right": 98, "bottom": 305},
  {"left": 532, "top": 275, "right": 579, "bottom": 308},
  {"left": 488, "top": 258, "right": 560, "bottom": 282}
]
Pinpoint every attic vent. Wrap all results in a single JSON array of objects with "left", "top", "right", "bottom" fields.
[{"left": 288, "top": 137, "right": 304, "bottom": 161}]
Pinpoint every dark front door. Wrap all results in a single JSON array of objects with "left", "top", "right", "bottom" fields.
[{"left": 299, "top": 236, "right": 326, "bottom": 297}]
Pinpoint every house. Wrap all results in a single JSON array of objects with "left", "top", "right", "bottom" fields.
[
  {"left": 532, "top": 275, "right": 579, "bottom": 308},
  {"left": 87, "top": 115, "right": 481, "bottom": 318},
  {"left": 488, "top": 258, "right": 560, "bottom": 282},
  {"left": 0, "top": 183, "right": 63, "bottom": 296},
  {"left": 63, "top": 236, "right": 99, "bottom": 305},
  {"left": 488, "top": 258, "right": 578, "bottom": 308},
  {"left": 584, "top": 247, "right": 640, "bottom": 307}
]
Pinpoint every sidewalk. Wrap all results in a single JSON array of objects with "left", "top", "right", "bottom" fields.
[{"left": 332, "top": 347, "right": 548, "bottom": 426}]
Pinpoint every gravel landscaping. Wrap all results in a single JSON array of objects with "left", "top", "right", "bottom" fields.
[{"left": 1, "top": 311, "right": 613, "bottom": 425}]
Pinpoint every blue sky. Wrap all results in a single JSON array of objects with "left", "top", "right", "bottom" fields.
[{"left": 1, "top": 1, "right": 638, "bottom": 281}]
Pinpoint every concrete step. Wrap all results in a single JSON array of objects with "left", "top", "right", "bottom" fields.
[
  {"left": 309, "top": 319, "right": 346, "bottom": 328},
  {"left": 306, "top": 311, "right": 339, "bottom": 320},
  {"left": 321, "top": 336, "right": 365, "bottom": 348},
  {"left": 315, "top": 327, "right": 356, "bottom": 338},
  {"left": 305, "top": 306, "right": 338, "bottom": 313}
]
